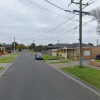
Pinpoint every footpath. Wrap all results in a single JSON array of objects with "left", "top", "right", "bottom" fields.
[{"left": 46, "top": 59, "right": 100, "bottom": 70}]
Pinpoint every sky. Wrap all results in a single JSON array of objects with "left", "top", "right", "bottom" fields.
[{"left": 0, "top": 0, "right": 100, "bottom": 46}]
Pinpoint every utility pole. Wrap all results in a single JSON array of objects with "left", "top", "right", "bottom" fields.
[
  {"left": 14, "top": 37, "right": 15, "bottom": 53},
  {"left": 45, "top": 0, "right": 90, "bottom": 68},
  {"left": 71, "top": 0, "right": 90, "bottom": 68},
  {"left": 79, "top": 0, "right": 83, "bottom": 68},
  {"left": 97, "top": 39, "right": 98, "bottom": 46}
]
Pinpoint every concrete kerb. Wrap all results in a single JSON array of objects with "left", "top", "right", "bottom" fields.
[
  {"left": 0, "top": 55, "right": 19, "bottom": 77},
  {"left": 45, "top": 61, "right": 100, "bottom": 97}
]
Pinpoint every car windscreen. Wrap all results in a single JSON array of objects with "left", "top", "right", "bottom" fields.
[{"left": 37, "top": 54, "right": 42, "bottom": 57}]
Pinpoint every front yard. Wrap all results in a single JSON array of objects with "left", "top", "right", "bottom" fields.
[
  {"left": 43, "top": 55, "right": 60, "bottom": 60},
  {"left": 62, "top": 65, "right": 100, "bottom": 89}
]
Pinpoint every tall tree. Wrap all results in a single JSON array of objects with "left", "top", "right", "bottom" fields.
[
  {"left": 11, "top": 42, "right": 18, "bottom": 50},
  {"left": 48, "top": 44, "right": 53, "bottom": 46},
  {"left": 29, "top": 43, "right": 36, "bottom": 51},
  {"left": 36, "top": 45, "right": 43, "bottom": 52},
  {"left": 91, "top": 7, "right": 100, "bottom": 34},
  {"left": 88, "top": 43, "right": 94, "bottom": 46},
  {"left": 17, "top": 44, "right": 26, "bottom": 51}
]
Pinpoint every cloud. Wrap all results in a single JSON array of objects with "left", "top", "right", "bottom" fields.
[{"left": 0, "top": 0, "right": 100, "bottom": 45}]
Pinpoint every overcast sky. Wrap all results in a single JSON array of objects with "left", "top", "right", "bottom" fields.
[{"left": 0, "top": 0, "right": 100, "bottom": 46}]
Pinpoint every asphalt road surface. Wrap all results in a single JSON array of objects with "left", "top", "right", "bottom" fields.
[{"left": 0, "top": 51, "right": 100, "bottom": 100}]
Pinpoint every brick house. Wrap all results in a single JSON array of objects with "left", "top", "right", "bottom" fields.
[
  {"left": 48, "top": 43, "right": 100, "bottom": 60},
  {"left": 67, "top": 46, "right": 100, "bottom": 60},
  {"left": 60, "top": 43, "right": 90, "bottom": 59}
]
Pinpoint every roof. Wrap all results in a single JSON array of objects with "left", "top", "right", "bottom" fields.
[{"left": 48, "top": 43, "right": 91, "bottom": 49}]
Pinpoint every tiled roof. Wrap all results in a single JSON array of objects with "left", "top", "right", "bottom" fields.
[{"left": 48, "top": 43, "right": 90, "bottom": 49}]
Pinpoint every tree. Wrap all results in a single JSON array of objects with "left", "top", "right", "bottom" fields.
[
  {"left": 91, "top": 7, "right": 100, "bottom": 34},
  {"left": 36, "top": 45, "right": 43, "bottom": 52},
  {"left": 42, "top": 45, "right": 48, "bottom": 50},
  {"left": 11, "top": 42, "right": 18, "bottom": 50},
  {"left": 88, "top": 43, "right": 94, "bottom": 46},
  {"left": 48, "top": 44, "right": 53, "bottom": 46},
  {"left": 17, "top": 44, "right": 26, "bottom": 51},
  {"left": 29, "top": 43, "right": 36, "bottom": 51},
  {"left": 0, "top": 43, "right": 1, "bottom": 47}
]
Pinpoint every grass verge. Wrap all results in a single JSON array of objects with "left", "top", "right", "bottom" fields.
[
  {"left": 0, "top": 67, "right": 3, "bottom": 70},
  {"left": 43, "top": 55, "right": 60, "bottom": 60},
  {"left": 50, "top": 61, "right": 69, "bottom": 64},
  {"left": 62, "top": 65, "right": 100, "bottom": 89},
  {"left": 11, "top": 54, "right": 19, "bottom": 56},
  {"left": 0, "top": 54, "right": 19, "bottom": 63},
  {"left": 97, "top": 60, "right": 100, "bottom": 62}
]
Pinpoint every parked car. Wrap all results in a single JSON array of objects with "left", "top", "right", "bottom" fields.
[
  {"left": 35, "top": 53, "right": 43, "bottom": 60},
  {"left": 96, "top": 54, "right": 100, "bottom": 60}
]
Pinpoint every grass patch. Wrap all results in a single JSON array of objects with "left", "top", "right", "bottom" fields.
[
  {"left": 43, "top": 55, "right": 60, "bottom": 60},
  {"left": 33, "top": 53, "right": 37, "bottom": 55},
  {"left": 50, "top": 61, "right": 69, "bottom": 64},
  {"left": 11, "top": 54, "right": 19, "bottom": 56},
  {"left": 62, "top": 65, "right": 100, "bottom": 89},
  {"left": 0, "top": 56, "right": 15, "bottom": 63},
  {"left": 0, "top": 67, "right": 3, "bottom": 70},
  {"left": 0, "top": 54, "right": 19, "bottom": 63},
  {"left": 97, "top": 60, "right": 100, "bottom": 62}
]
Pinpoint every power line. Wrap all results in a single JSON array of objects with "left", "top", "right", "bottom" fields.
[
  {"left": 45, "top": 0, "right": 71, "bottom": 12},
  {"left": 17, "top": 0, "right": 68, "bottom": 18},
  {"left": 42, "top": 19, "right": 96, "bottom": 44}
]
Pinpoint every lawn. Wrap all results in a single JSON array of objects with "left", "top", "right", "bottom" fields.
[
  {"left": 62, "top": 65, "right": 100, "bottom": 89},
  {"left": 0, "top": 54, "right": 19, "bottom": 63},
  {"left": 0, "top": 67, "right": 3, "bottom": 70},
  {"left": 43, "top": 55, "right": 60, "bottom": 60},
  {"left": 11, "top": 54, "right": 19, "bottom": 56},
  {"left": 97, "top": 60, "right": 100, "bottom": 62},
  {"left": 0, "top": 56, "right": 15, "bottom": 63},
  {"left": 50, "top": 60, "right": 69, "bottom": 64}
]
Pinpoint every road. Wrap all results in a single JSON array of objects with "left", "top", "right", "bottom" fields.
[{"left": 0, "top": 51, "right": 100, "bottom": 100}]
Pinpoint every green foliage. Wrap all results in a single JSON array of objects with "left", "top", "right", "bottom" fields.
[
  {"left": 48, "top": 44, "right": 53, "bottom": 46},
  {"left": 88, "top": 43, "right": 94, "bottom": 46},
  {"left": 42, "top": 45, "right": 48, "bottom": 50},
  {"left": 62, "top": 65, "right": 100, "bottom": 89},
  {"left": 11, "top": 42, "right": 18, "bottom": 50},
  {"left": 36, "top": 45, "right": 43, "bottom": 52},
  {"left": 29, "top": 43, "right": 36, "bottom": 51},
  {"left": 17, "top": 44, "right": 26, "bottom": 51}
]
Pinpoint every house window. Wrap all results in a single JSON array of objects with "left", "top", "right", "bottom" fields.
[
  {"left": 84, "top": 50, "right": 90, "bottom": 56},
  {"left": 74, "top": 50, "right": 76, "bottom": 56}
]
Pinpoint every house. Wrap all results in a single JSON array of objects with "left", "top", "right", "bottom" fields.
[
  {"left": 47, "top": 43, "right": 70, "bottom": 56},
  {"left": 67, "top": 46, "right": 100, "bottom": 60},
  {"left": 60, "top": 43, "right": 100, "bottom": 60},
  {"left": 48, "top": 43, "right": 100, "bottom": 60},
  {"left": 0, "top": 47, "right": 5, "bottom": 56}
]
